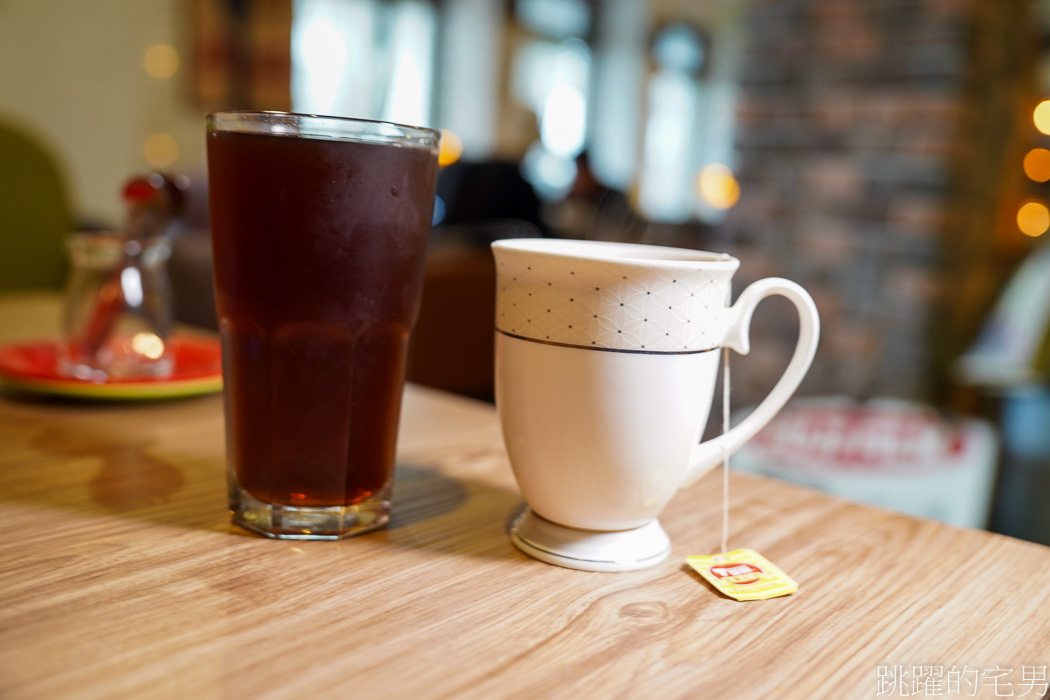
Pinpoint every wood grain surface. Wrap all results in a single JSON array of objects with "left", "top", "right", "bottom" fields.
[{"left": 0, "top": 292, "right": 1048, "bottom": 700}]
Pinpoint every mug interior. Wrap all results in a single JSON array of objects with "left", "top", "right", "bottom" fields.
[{"left": 492, "top": 238, "right": 739, "bottom": 268}]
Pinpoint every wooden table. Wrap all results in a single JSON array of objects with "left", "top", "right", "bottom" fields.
[{"left": 1, "top": 292, "right": 1048, "bottom": 699}]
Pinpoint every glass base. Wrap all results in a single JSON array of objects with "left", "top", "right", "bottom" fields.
[{"left": 230, "top": 483, "right": 391, "bottom": 540}]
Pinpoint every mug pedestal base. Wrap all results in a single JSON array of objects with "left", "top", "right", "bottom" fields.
[{"left": 510, "top": 508, "right": 671, "bottom": 572}]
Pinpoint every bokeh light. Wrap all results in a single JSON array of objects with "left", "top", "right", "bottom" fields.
[
  {"left": 438, "top": 129, "right": 463, "bottom": 167},
  {"left": 1035, "top": 100, "right": 1050, "bottom": 135},
  {"left": 1024, "top": 148, "right": 1050, "bottom": 182},
  {"left": 143, "top": 44, "right": 179, "bottom": 79},
  {"left": 143, "top": 133, "right": 178, "bottom": 168},
  {"left": 696, "top": 163, "right": 740, "bottom": 210},
  {"left": 541, "top": 82, "right": 587, "bottom": 157},
  {"left": 1017, "top": 201, "right": 1049, "bottom": 237},
  {"left": 131, "top": 333, "right": 165, "bottom": 360}
]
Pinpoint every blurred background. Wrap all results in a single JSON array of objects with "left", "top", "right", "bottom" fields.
[{"left": 1, "top": 0, "right": 1049, "bottom": 543}]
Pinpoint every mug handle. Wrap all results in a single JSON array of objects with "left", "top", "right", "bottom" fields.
[{"left": 681, "top": 277, "right": 820, "bottom": 487}]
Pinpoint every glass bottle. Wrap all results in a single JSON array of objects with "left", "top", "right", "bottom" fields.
[{"left": 60, "top": 231, "right": 174, "bottom": 381}]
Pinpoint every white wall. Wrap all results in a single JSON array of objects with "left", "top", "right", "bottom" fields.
[{"left": 0, "top": 0, "right": 208, "bottom": 226}]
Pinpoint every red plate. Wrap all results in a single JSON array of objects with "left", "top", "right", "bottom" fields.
[{"left": 0, "top": 337, "right": 223, "bottom": 400}]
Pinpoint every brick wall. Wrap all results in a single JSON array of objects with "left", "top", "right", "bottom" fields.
[{"left": 718, "top": 0, "right": 1035, "bottom": 406}]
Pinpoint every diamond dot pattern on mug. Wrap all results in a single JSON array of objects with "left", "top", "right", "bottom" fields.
[{"left": 496, "top": 253, "right": 736, "bottom": 353}]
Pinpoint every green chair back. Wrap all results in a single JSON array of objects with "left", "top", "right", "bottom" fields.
[{"left": 0, "top": 120, "right": 72, "bottom": 290}]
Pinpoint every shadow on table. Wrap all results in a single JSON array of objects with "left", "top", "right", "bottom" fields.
[
  {"left": 217, "top": 463, "right": 523, "bottom": 561},
  {"left": 376, "top": 462, "right": 526, "bottom": 560},
  {"left": 0, "top": 394, "right": 228, "bottom": 531},
  {"left": 0, "top": 394, "right": 523, "bottom": 560}
]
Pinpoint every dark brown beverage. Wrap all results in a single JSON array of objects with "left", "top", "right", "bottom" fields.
[{"left": 206, "top": 113, "right": 438, "bottom": 537}]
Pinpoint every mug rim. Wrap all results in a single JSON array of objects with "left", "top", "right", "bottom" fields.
[{"left": 491, "top": 238, "right": 740, "bottom": 270}]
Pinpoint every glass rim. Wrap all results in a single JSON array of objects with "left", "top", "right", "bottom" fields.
[{"left": 206, "top": 110, "right": 441, "bottom": 150}]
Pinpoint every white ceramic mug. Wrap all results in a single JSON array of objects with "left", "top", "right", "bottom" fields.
[{"left": 492, "top": 239, "right": 820, "bottom": 571}]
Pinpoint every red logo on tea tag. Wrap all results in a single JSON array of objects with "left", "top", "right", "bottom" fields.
[{"left": 709, "top": 562, "right": 763, "bottom": 586}]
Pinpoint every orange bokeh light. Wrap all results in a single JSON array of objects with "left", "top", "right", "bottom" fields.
[
  {"left": 696, "top": 164, "right": 740, "bottom": 210},
  {"left": 143, "top": 133, "right": 178, "bottom": 168},
  {"left": 438, "top": 129, "right": 463, "bottom": 168},
  {"left": 144, "top": 44, "right": 179, "bottom": 79},
  {"left": 1017, "top": 201, "right": 1049, "bottom": 237},
  {"left": 1023, "top": 148, "right": 1050, "bottom": 182}
]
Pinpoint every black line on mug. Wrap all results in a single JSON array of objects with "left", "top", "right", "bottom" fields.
[{"left": 496, "top": 329, "right": 718, "bottom": 355}]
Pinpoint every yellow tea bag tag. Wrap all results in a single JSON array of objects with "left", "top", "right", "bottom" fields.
[{"left": 686, "top": 548, "right": 798, "bottom": 601}]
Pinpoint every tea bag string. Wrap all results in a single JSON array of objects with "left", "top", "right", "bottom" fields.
[{"left": 721, "top": 347, "right": 730, "bottom": 556}]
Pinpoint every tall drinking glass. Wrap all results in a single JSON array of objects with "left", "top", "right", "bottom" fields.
[{"left": 206, "top": 111, "right": 439, "bottom": 539}]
